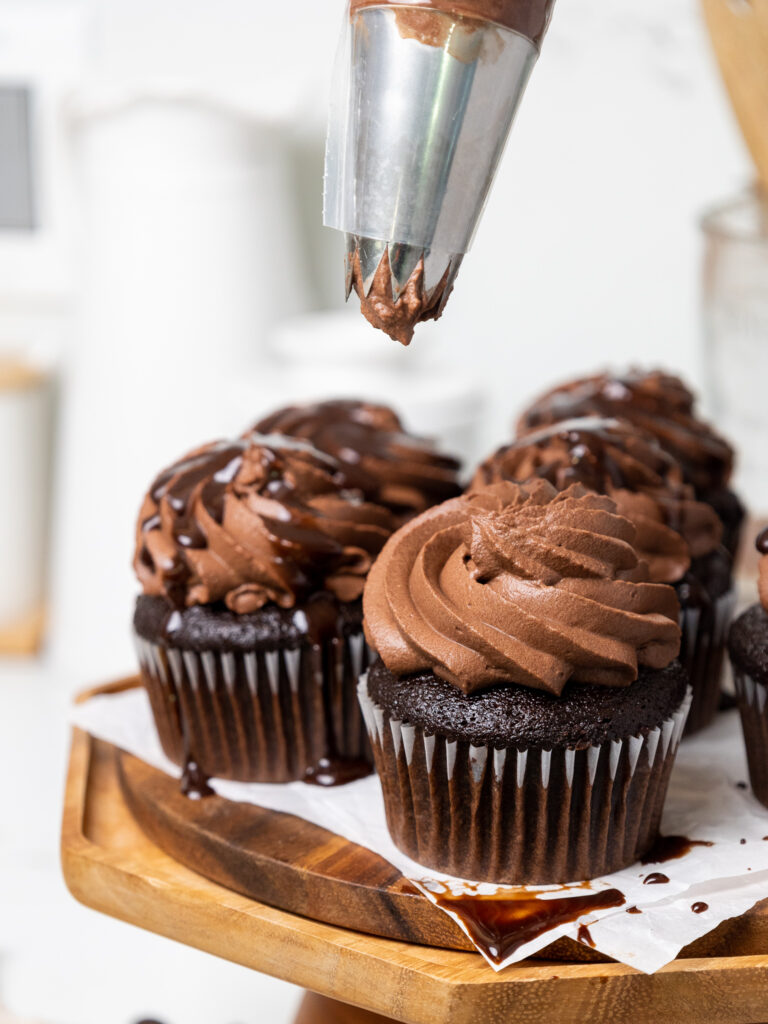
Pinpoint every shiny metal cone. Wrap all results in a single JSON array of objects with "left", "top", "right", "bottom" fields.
[{"left": 326, "top": 4, "right": 539, "bottom": 339}]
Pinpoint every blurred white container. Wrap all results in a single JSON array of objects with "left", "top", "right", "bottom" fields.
[
  {"left": 260, "top": 310, "right": 483, "bottom": 468},
  {"left": 702, "top": 191, "right": 768, "bottom": 512},
  {"left": 0, "top": 348, "right": 54, "bottom": 654},
  {"left": 49, "top": 91, "right": 310, "bottom": 683}
]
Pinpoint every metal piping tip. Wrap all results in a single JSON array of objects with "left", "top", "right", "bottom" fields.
[{"left": 387, "top": 242, "right": 424, "bottom": 301}]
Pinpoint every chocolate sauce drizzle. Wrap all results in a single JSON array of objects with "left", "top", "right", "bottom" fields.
[
  {"left": 691, "top": 902, "right": 708, "bottom": 914},
  {"left": 576, "top": 923, "right": 596, "bottom": 948},
  {"left": 303, "top": 604, "right": 373, "bottom": 787},
  {"left": 640, "top": 835, "right": 714, "bottom": 864},
  {"left": 180, "top": 757, "right": 214, "bottom": 800},
  {"left": 432, "top": 887, "right": 625, "bottom": 964},
  {"left": 139, "top": 433, "right": 382, "bottom": 613},
  {"left": 643, "top": 872, "right": 670, "bottom": 886}
]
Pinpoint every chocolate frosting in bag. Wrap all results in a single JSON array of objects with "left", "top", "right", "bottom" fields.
[
  {"left": 517, "top": 370, "right": 735, "bottom": 495},
  {"left": 363, "top": 479, "right": 681, "bottom": 695},
  {"left": 134, "top": 434, "right": 395, "bottom": 612},
  {"left": 349, "top": 0, "right": 555, "bottom": 48},
  {"left": 472, "top": 417, "right": 722, "bottom": 583},
  {"left": 250, "top": 399, "right": 461, "bottom": 524}
]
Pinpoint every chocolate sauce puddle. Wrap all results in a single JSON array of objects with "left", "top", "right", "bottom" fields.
[
  {"left": 640, "top": 835, "right": 714, "bottom": 864},
  {"left": 692, "top": 902, "right": 708, "bottom": 914},
  {"left": 576, "top": 923, "right": 595, "bottom": 948},
  {"left": 643, "top": 872, "right": 670, "bottom": 886},
  {"left": 432, "top": 887, "right": 625, "bottom": 964}
]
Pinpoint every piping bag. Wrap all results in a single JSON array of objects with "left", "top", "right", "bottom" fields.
[{"left": 324, "top": 0, "right": 556, "bottom": 345}]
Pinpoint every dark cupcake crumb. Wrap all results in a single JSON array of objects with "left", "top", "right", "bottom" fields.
[
  {"left": 134, "top": 593, "right": 363, "bottom": 652},
  {"left": 729, "top": 604, "right": 768, "bottom": 685},
  {"left": 367, "top": 658, "right": 688, "bottom": 749}
]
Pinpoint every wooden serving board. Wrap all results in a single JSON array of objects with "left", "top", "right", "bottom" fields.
[
  {"left": 93, "top": 679, "right": 754, "bottom": 958},
  {"left": 62, "top": 681, "right": 768, "bottom": 1024}
]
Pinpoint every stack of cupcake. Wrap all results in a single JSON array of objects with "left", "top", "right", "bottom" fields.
[{"left": 132, "top": 367, "right": 747, "bottom": 887}]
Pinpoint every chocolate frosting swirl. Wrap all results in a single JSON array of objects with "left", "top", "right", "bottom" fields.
[
  {"left": 251, "top": 400, "right": 461, "bottom": 525},
  {"left": 134, "top": 434, "right": 396, "bottom": 613},
  {"left": 472, "top": 417, "right": 722, "bottom": 583},
  {"left": 517, "top": 370, "right": 734, "bottom": 495},
  {"left": 363, "top": 479, "right": 681, "bottom": 695}
]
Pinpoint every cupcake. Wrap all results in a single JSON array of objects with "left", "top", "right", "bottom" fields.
[
  {"left": 472, "top": 417, "right": 730, "bottom": 733},
  {"left": 360, "top": 479, "right": 690, "bottom": 883},
  {"left": 133, "top": 433, "right": 396, "bottom": 786},
  {"left": 517, "top": 369, "right": 745, "bottom": 559},
  {"left": 249, "top": 399, "right": 462, "bottom": 525},
  {"left": 728, "top": 529, "right": 768, "bottom": 808}
]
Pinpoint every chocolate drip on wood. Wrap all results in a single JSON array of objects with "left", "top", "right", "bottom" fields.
[{"left": 431, "top": 888, "right": 625, "bottom": 965}]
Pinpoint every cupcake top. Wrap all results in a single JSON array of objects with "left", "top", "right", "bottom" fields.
[
  {"left": 363, "top": 478, "right": 681, "bottom": 695},
  {"left": 250, "top": 399, "right": 462, "bottom": 524},
  {"left": 472, "top": 417, "right": 722, "bottom": 583},
  {"left": 517, "top": 369, "right": 734, "bottom": 495},
  {"left": 134, "top": 434, "right": 396, "bottom": 613}
]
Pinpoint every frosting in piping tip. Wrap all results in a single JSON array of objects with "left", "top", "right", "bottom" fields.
[
  {"left": 134, "top": 433, "right": 396, "bottom": 613},
  {"left": 517, "top": 369, "right": 734, "bottom": 496},
  {"left": 472, "top": 417, "right": 722, "bottom": 583},
  {"left": 250, "top": 399, "right": 461, "bottom": 525},
  {"left": 350, "top": 246, "right": 455, "bottom": 347},
  {"left": 363, "top": 479, "right": 681, "bottom": 695}
]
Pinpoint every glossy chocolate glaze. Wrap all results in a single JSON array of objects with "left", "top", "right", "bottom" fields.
[
  {"left": 643, "top": 873, "right": 670, "bottom": 885},
  {"left": 432, "top": 888, "right": 624, "bottom": 964},
  {"left": 640, "top": 835, "right": 714, "bottom": 864},
  {"left": 251, "top": 400, "right": 461, "bottom": 524},
  {"left": 136, "top": 433, "right": 395, "bottom": 614}
]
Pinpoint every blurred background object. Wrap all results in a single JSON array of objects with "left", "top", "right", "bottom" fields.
[
  {"left": 699, "top": 0, "right": 768, "bottom": 577},
  {"left": 702, "top": 192, "right": 768, "bottom": 513},
  {"left": 0, "top": 0, "right": 762, "bottom": 1023},
  {"left": 0, "top": 348, "right": 55, "bottom": 653}
]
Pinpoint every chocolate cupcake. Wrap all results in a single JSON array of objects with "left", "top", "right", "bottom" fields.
[
  {"left": 728, "top": 529, "right": 768, "bottom": 808},
  {"left": 360, "top": 479, "right": 690, "bottom": 884},
  {"left": 472, "top": 417, "right": 731, "bottom": 733},
  {"left": 517, "top": 369, "right": 745, "bottom": 559},
  {"left": 250, "top": 399, "right": 462, "bottom": 525},
  {"left": 133, "top": 434, "right": 396, "bottom": 785}
]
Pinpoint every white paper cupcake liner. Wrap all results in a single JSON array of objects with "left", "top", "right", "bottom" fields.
[
  {"left": 358, "top": 675, "right": 692, "bottom": 884},
  {"left": 134, "top": 630, "right": 370, "bottom": 783}
]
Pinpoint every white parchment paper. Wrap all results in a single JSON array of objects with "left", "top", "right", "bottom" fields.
[{"left": 71, "top": 690, "right": 768, "bottom": 973}]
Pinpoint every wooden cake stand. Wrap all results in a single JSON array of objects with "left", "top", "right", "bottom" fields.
[{"left": 61, "top": 680, "right": 768, "bottom": 1024}]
